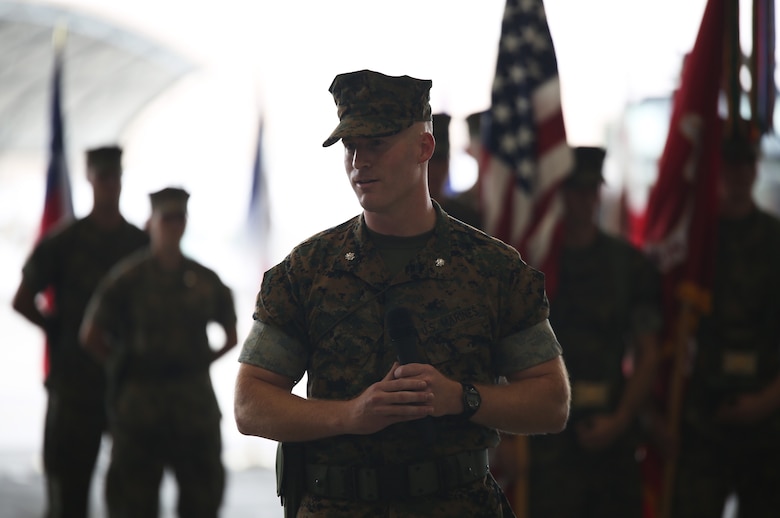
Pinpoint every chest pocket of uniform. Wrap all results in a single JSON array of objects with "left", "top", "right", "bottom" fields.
[
  {"left": 419, "top": 304, "right": 493, "bottom": 381},
  {"left": 309, "top": 304, "right": 384, "bottom": 398}
]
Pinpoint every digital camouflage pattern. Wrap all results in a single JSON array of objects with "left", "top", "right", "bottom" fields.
[
  {"left": 297, "top": 475, "right": 513, "bottom": 517},
  {"left": 528, "top": 231, "right": 662, "bottom": 518},
  {"left": 20, "top": 216, "right": 148, "bottom": 517},
  {"left": 684, "top": 209, "right": 780, "bottom": 438},
  {"left": 84, "top": 250, "right": 237, "bottom": 517},
  {"left": 672, "top": 208, "right": 780, "bottom": 517},
  {"left": 549, "top": 232, "right": 661, "bottom": 423},
  {"left": 322, "top": 69, "right": 433, "bottom": 147},
  {"left": 239, "top": 202, "right": 561, "bottom": 514},
  {"left": 22, "top": 217, "right": 149, "bottom": 397}
]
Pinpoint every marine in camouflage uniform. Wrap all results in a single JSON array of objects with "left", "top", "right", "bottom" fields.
[
  {"left": 234, "top": 70, "right": 570, "bottom": 518},
  {"left": 81, "top": 187, "right": 238, "bottom": 518},
  {"left": 527, "top": 147, "right": 662, "bottom": 518},
  {"left": 670, "top": 131, "right": 780, "bottom": 517},
  {"left": 12, "top": 145, "right": 149, "bottom": 518}
]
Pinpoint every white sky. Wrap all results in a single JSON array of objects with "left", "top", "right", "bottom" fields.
[{"left": 1, "top": 0, "right": 754, "bottom": 470}]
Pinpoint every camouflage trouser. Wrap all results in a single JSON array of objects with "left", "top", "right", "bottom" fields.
[
  {"left": 297, "top": 474, "right": 515, "bottom": 517},
  {"left": 672, "top": 427, "right": 780, "bottom": 518},
  {"left": 105, "top": 424, "right": 224, "bottom": 518},
  {"left": 43, "top": 391, "right": 106, "bottom": 518}
]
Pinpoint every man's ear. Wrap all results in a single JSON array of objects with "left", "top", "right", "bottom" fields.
[{"left": 419, "top": 130, "right": 435, "bottom": 163}]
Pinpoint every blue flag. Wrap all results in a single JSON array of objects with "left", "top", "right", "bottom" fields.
[{"left": 246, "top": 116, "right": 271, "bottom": 265}]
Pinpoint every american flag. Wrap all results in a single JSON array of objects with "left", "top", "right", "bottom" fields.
[
  {"left": 39, "top": 27, "right": 74, "bottom": 239},
  {"left": 40, "top": 27, "right": 74, "bottom": 376},
  {"left": 481, "top": 0, "right": 572, "bottom": 281}
]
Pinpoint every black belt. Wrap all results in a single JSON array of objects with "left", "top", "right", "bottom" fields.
[{"left": 305, "top": 449, "right": 489, "bottom": 502}]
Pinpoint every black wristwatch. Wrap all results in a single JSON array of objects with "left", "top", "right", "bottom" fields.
[{"left": 461, "top": 383, "right": 481, "bottom": 419}]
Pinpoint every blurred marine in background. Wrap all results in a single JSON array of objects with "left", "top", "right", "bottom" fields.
[
  {"left": 12, "top": 145, "right": 149, "bottom": 518},
  {"left": 80, "top": 187, "right": 238, "bottom": 518},
  {"left": 526, "top": 147, "right": 661, "bottom": 517}
]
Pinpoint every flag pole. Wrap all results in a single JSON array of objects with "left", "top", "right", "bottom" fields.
[{"left": 657, "top": 284, "right": 710, "bottom": 518}]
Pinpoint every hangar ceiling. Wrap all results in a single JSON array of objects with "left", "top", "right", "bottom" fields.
[{"left": 0, "top": 0, "right": 195, "bottom": 155}]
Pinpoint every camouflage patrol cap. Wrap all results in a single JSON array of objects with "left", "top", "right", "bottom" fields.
[
  {"left": 323, "top": 69, "right": 433, "bottom": 147},
  {"left": 149, "top": 187, "right": 189, "bottom": 214},
  {"left": 86, "top": 145, "right": 122, "bottom": 174},
  {"left": 432, "top": 113, "right": 451, "bottom": 159},
  {"left": 564, "top": 146, "right": 606, "bottom": 189}
]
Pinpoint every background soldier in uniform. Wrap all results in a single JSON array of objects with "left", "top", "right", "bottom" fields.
[
  {"left": 80, "top": 187, "right": 237, "bottom": 518},
  {"left": 527, "top": 147, "right": 661, "bottom": 518},
  {"left": 234, "top": 69, "right": 570, "bottom": 517},
  {"left": 669, "top": 129, "right": 780, "bottom": 517},
  {"left": 12, "top": 145, "right": 148, "bottom": 518}
]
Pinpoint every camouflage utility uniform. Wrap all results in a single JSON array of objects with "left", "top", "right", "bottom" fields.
[
  {"left": 20, "top": 216, "right": 148, "bottom": 517},
  {"left": 528, "top": 231, "right": 661, "bottom": 518},
  {"left": 672, "top": 208, "right": 780, "bottom": 517},
  {"left": 84, "top": 249, "right": 236, "bottom": 518},
  {"left": 239, "top": 203, "right": 562, "bottom": 517}
]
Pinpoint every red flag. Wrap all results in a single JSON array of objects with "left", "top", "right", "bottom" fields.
[
  {"left": 636, "top": 0, "right": 725, "bottom": 515},
  {"left": 39, "top": 29, "right": 74, "bottom": 375},
  {"left": 480, "top": 0, "right": 572, "bottom": 296}
]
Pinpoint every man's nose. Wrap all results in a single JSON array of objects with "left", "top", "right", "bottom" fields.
[{"left": 352, "top": 149, "right": 371, "bottom": 169}]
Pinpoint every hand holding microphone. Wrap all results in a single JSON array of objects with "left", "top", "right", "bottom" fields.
[{"left": 386, "top": 307, "right": 436, "bottom": 445}]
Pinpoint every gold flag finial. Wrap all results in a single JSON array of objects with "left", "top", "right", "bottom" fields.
[{"left": 52, "top": 20, "right": 68, "bottom": 51}]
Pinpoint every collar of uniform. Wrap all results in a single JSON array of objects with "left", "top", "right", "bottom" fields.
[{"left": 333, "top": 201, "right": 454, "bottom": 284}]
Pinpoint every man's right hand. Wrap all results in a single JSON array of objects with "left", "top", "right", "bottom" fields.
[{"left": 345, "top": 362, "right": 434, "bottom": 435}]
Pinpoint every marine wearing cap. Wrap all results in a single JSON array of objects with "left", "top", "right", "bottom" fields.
[
  {"left": 149, "top": 187, "right": 189, "bottom": 215},
  {"left": 323, "top": 70, "right": 433, "bottom": 147},
  {"left": 564, "top": 146, "right": 607, "bottom": 189}
]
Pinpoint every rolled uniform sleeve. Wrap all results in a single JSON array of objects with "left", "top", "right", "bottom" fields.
[
  {"left": 238, "top": 320, "right": 307, "bottom": 382},
  {"left": 495, "top": 319, "right": 562, "bottom": 375},
  {"left": 495, "top": 261, "right": 562, "bottom": 375},
  {"left": 237, "top": 258, "right": 311, "bottom": 382}
]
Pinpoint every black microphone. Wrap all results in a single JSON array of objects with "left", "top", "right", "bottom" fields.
[
  {"left": 386, "top": 307, "right": 435, "bottom": 445},
  {"left": 386, "top": 307, "right": 424, "bottom": 364}
]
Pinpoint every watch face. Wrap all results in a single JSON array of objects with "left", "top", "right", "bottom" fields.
[{"left": 463, "top": 384, "right": 481, "bottom": 415}]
